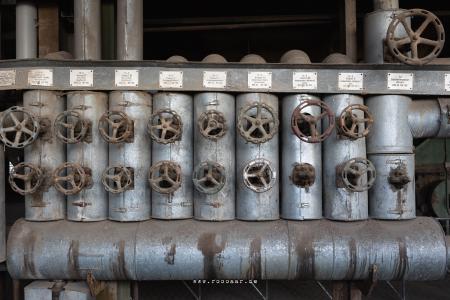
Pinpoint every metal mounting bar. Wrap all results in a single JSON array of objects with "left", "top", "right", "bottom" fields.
[{"left": 0, "top": 60, "right": 449, "bottom": 95}]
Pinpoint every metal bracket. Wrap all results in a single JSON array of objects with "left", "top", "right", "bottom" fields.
[{"left": 86, "top": 271, "right": 106, "bottom": 297}]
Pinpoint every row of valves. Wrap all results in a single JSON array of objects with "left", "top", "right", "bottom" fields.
[{"left": 0, "top": 100, "right": 373, "bottom": 148}]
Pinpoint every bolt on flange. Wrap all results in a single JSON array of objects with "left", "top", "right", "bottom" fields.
[
  {"left": 237, "top": 102, "right": 279, "bottom": 144},
  {"left": 9, "top": 162, "right": 44, "bottom": 195},
  {"left": 340, "top": 157, "right": 376, "bottom": 192},
  {"left": 98, "top": 111, "right": 134, "bottom": 143},
  {"left": 243, "top": 158, "right": 276, "bottom": 193},
  {"left": 193, "top": 161, "right": 226, "bottom": 194},
  {"left": 291, "top": 100, "right": 335, "bottom": 143},
  {"left": 147, "top": 109, "right": 183, "bottom": 144},
  {"left": 102, "top": 165, "right": 134, "bottom": 193},
  {"left": 0, "top": 106, "right": 40, "bottom": 148},
  {"left": 148, "top": 160, "right": 182, "bottom": 194},
  {"left": 54, "top": 110, "right": 91, "bottom": 144},
  {"left": 290, "top": 163, "right": 316, "bottom": 188},
  {"left": 337, "top": 104, "right": 373, "bottom": 139},
  {"left": 52, "top": 162, "right": 92, "bottom": 195},
  {"left": 197, "top": 110, "right": 227, "bottom": 141}
]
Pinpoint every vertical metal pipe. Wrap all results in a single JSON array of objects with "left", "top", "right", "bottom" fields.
[
  {"left": 117, "top": 0, "right": 143, "bottom": 60},
  {"left": 373, "top": 0, "right": 399, "bottom": 10},
  {"left": 24, "top": 91, "right": 66, "bottom": 221},
  {"left": 67, "top": 92, "right": 108, "bottom": 221},
  {"left": 74, "top": 0, "right": 101, "bottom": 60},
  {"left": 16, "top": 0, "right": 37, "bottom": 59},
  {"left": 0, "top": 147, "right": 4, "bottom": 263},
  {"left": 108, "top": 92, "right": 152, "bottom": 221}
]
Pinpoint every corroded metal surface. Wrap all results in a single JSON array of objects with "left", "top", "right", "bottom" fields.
[{"left": 6, "top": 217, "right": 448, "bottom": 281}]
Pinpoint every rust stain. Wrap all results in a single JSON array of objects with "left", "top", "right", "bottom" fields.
[
  {"left": 345, "top": 238, "right": 357, "bottom": 279},
  {"left": 68, "top": 240, "right": 81, "bottom": 278},
  {"left": 395, "top": 239, "right": 408, "bottom": 279},
  {"left": 23, "top": 232, "right": 37, "bottom": 277},
  {"left": 246, "top": 238, "right": 262, "bottom": 279},
  {"left": 295, "top": 236, "right": 315, "bottom": 279},
  {"left": 197, "top": 233, "right": 226, "bottom": 278},
  {"left": 30, "top": 192, "right": 46, "bottom": 208},
  {"left": 112, "top": 240, "right": 128, "bottom": 278},
  {"left": 164, "top": 244, "right": 176, "bottom": 265}
]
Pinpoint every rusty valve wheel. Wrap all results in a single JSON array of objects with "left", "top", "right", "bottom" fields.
[
  {"left": 291, "top": 163, "right": 316, "bottom": 188},
  {"left": 243, "top": 158, "right": 276, "bottom": 193},
  {"left": 54, "top": 110, "right": 91, "bottom": 144},
  {"left": 291, "top": 100, "right": 335, "bottom": 143},
  {"left": 52, "top": 162, "right": 90, "bottom": 195},
  {"left": 341, "top": 158, "right": 376, "bottom": 192},
  {"left": 193, "top": 161, "right": 226, "bottom": 194},
  {"left": 338, "top": 104, "right": 374, "bottom": 139},
  {"left": 0, "top": 106, "right": 40, "bottom": 148},
  {"left": 102, "top": 165, "right": 133, "bottom": 193},
  {"left": 386, "top": 9, "right": 445, "bottom": 65},
  {"left": 148, "top": 160, "right": 182, "bottom": 194},
  {"left": 98, "top": 111, "right": 134, "bottom": 143},
  {"left": 9, "top": 162, "right": 44, "bottom": 195},
  {"left": 147, "top": 109, "right": 183, "bottom": 144},
  {"left": 197, "top": 110, "right": 227, "bottom": 140},
  {"left": 237, "top": 102, "right": 279, "bottom": 144}
]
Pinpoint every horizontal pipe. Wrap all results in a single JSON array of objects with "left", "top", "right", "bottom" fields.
[
  {"left": 408, "top": 99, "right": 450, "bottom": 138},
  {"left": 7, "top": 217, "right": 448, "bottom": 281}
]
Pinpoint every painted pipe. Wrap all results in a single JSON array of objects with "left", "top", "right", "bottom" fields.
[
  {"left": 74, "top": 0, "right": 101, "bottom": 60},
  {"left": 7, "top": 217, "right": 448, "bottom": 281},
  {"left": 117, "top": 0, "right": 143, "bottom": 60},
  {"left": 16, "top": 0, "right": 37, "bottom": 59},
  {"left": 408, "top": 99, "right": 450, "bottom": 138}
]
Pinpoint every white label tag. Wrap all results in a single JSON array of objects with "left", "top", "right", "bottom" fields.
[
  {"left": 28, "top": 69, "right": 53, "bottom": 86},
  {"left": 292, "top": 71, "right": 317, "bottom": 90},
  {"left": 115, "top": 69, "right": 139, "bottom": 87},
  {"left": 248, "top": 71, "right": 272, "bottom": 89},
  {"left": 0, "top": 70, "right": 16, "bottom": 86},
  {"left": 159, "top": 71, "right": 183, "bottom": 88},
  {"left": 70, "top": 69, "right": 93, "bottom": 87},
  {"left": 338, "top": 72, "right": 364, "bottom": 90},
  {"left": 203, "top": 71, "right": 227, "bottom": 88},
  {"left": 387, "top": 73, "right": 413, "bottom": 90},
  {"left": 445, "top": 74, "right": 450, "bottom": 92}
]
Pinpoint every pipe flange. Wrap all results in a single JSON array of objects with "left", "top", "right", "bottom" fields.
[
  {"left": 0, "top": 106, "right": 40, "bottom": 148},
  {"left": 53, "top": 162, "right": 91, "bottom": 195},
  {"left": 54, "top": 110, "right": 91, "bottom": 144},
  {"left": 388, "top": 163, "right": 411, "bottom": 190},
  {"left": 243, "top": 158, "right": 276, "bottom": 193},
  {"left": 147, "top": 109, "right": 183, "bottom": 144},
  {"left": 197, "top": 110, "right": 227, "bottom": 141},
  {"left": 386, "top": 9, "right": 445, "bottom": 65},
  {"left": 237, "top": 102, "right": 279, "bottom": 144},
  {"left": 341, "top": 158, "right": 376, "bottom": 192},
  {"left": 148, "top": 161, "right": 182, "bottom": 194},
  {"left": 102, "top": 165, "right": 134, "bottom": 193},
  {"left": 193, "top": 161, "right": 226, "bottom": 194},
  {"left": 291, "top": 100, "right": 335, "bottom": 143},
  {"left": 98, "top": 111, "right": 134, "bottom": 143},
  {"left": 290, "top": 163, "right": 315, "bottom": 188},
  {"left": 9, "top": 162, "right": 44, "bottom": 195},
  {"left": 338, "top": 104, "right": 373, "bottom": 139}
]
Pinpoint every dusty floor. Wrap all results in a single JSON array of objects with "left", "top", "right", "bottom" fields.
[{"left": 140, "top": 277, "right": 450, "bottom": 299}]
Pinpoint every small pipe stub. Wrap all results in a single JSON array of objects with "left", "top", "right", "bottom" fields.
[
  {"left": 322, "top": 53, "right": 353, "bottom": 64},
  {"left": 202, "top": 54, "right": 227, "bottom": 63},
  {"left": 167, "top": 55, "right": 188, "bottom": 63},
  {"left": 290, "top": 163, "right": 316, "bottom": 188},
  {"left": 240, "top": 54, "right": 266, "bottom": 64},
  {"left": 280, "top": 49, "right": 311, "bottom": 64}
]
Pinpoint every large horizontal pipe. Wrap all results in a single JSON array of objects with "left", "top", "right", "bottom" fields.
[
  {"left": 408, "top": 99, "right": 450, "bottom": 138},
  {"left": 7, "top": 217, "right": 448, "bottom": 281}
]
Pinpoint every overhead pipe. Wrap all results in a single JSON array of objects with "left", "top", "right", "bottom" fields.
[
  {"left": 408, "top": 99, "right": 450, "bottom": 138},
  {"left": 7, "top": 217, "right": 449, "bottom": 281},
  {"left": 117, "top": 0, "right": 143, "bottom": 61},
  {"left": 16, "top": 0, "right": 37, "bottom": 59},
  {"left": 74, "top": 0, "right": 101, "bottom": 60}
]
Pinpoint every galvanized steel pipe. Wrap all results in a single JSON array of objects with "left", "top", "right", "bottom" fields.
[
  {"left": 74, "top": 0, "right": 101, "bottom": 60},
  {"left": 6, "top": 217, "right": 448, "bottom": 281},
  {"left": 373, "top": 0, "right": 399, "bottom": 10},
  {"left": 117, "top": 0, "right": 143, "bottom": 60},
  {"left": 16, "top": 0, "right": 37, "bottom": 59},
  {"left": 408, "top": 99, "right": 450, "bottom": 138}
]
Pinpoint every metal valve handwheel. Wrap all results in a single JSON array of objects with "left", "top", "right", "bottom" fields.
[
  {"left": 54, "top": 110, "right": 90, "bottom": 144},
  {"left": 52, "top": 162, "right": 89, "bottom": 195},
  {"left": 291, "top": 163, "right": 316, "bottom": 188},
  {"left": 9, "top": 162, "right": 44, "bottom": 195},
  {"left": 98, "top": 111, "right": 134, "bottom": 143},
  {"left": 0, "top": 106, "right": 40, "bottom": 148},
  {"left": 386, "top": 9, "right": 445, "bottom": 65},
  {"left": 148, "top": 160, "right": 182, "bottom": 194},
  {"left": 388, "top": 164, "right": 411, "bottom": 189},
  {"left": 193, "top": 161, "right": 226, "bottom": 194},
  {"left": 102, "top": 165, "right": 133, "bottom": 193},
  {"left": 237, "top": 102, "right": 279, "bottom": 144},
  {"left": 243, "top": 158, "right": 276, "bottom": 193},
  {"left": 291, "top": 100, "right": 335, "bottom": 143},
  {"left": 338, "top": 104, "right": 374, "bottom": 139},
  {"left": 148, "top": 109, "right": 183, "bottom": 144},
  {"left": 197, "top": 110, "right": 227, "bottom": 140},
  {"left": 341, "top": 158, "right": 376, "bottom": 192}
]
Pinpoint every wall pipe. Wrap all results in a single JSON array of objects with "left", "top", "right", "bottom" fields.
[{"left": 7, "top": 217, "right": 448, "bottom": 281}]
